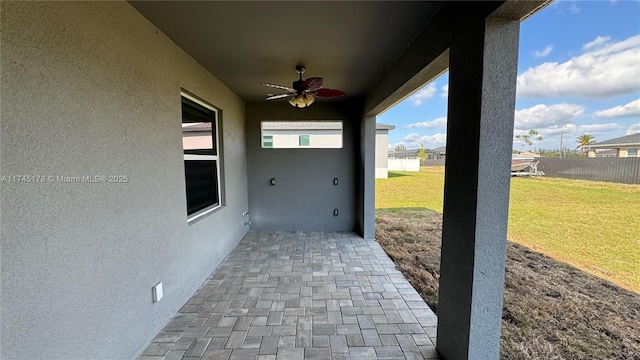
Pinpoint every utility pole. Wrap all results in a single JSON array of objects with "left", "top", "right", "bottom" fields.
[{"left": 559, "top": 131, "right": 563, "bottom": 157}]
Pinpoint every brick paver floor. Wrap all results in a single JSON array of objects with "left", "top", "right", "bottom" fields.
[{"left": 138, "top": 231, "right": 439, "bottom": 359}]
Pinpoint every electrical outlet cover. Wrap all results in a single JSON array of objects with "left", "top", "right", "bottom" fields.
[{"left": 153, "top": 282, "right": 163, "bottom": 302}]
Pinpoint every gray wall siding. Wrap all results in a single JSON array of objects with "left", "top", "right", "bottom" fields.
[
  {"left": 1, "top": 2, "right": 248, "bottom": 359},
  {"left": 246, "top": 101, "right": 362, "bottom": 231}
]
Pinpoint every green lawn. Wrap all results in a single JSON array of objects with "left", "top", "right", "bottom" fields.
[{"left": 376, "top": 167, "right": 640, "bottom": 293}]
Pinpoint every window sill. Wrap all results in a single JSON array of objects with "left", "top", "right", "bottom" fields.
[{"left": 187, "top": 204, "right": 222, "bottom": 225}]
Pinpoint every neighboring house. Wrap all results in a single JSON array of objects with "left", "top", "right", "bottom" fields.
[
  {"left": 375, "top": 123, "right": 395, "bottom": 178},
  {"left": 588, "top": 133, "right": 640, "bottom": 158},
  {"left": 591, "top": 149, "right": 618, "bottom": 158},
  {"left": 389, "top": 146, "right": 446, "bottom": 162},
  {"left": 389, "top": 149, "right": 420, "bottom": 159},
  {"left": 182, "top": 122, "right": 214, "bottom": 150},
  {"left": 1, "top": 1, "right": 550, "bottom": 359},
  {"left": 431, "top": 146, "right": 447, "bottom": 160},
  {"left": 261, "top": 121, "right": 343, "bottom": 149}
]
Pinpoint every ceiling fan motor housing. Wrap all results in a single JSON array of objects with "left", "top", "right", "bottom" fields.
[{"left": 293, "top": 66, "right": 305, "bottom": 92}]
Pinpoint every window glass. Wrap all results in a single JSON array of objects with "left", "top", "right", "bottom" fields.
[
  {"left": 263, "top": 135, "right": 273, "bottom": 148},
  {"left": 181, "top": 93, "right": 222, "bottom": 220}
]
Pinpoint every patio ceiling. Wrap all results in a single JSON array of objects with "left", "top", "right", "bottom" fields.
[{"left": 129, "top": 1, "right": 445, "bottom": 102}]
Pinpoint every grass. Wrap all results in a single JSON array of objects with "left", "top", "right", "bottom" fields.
[
  {"left": 376, "top": 209, "right": 640, "bottom": 359},
  {"left": 376, "top": 167, "right": 640, "bottom": 293}
]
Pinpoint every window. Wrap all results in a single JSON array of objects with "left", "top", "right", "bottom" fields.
[
  {"left": 181, "top": 92, "right": 222, "bottom": 221},
  {"left": 263, "top": 135, "right": 273, "bottom": 148},
  {"left": 628, "top": 148, "right": 638, "bottom": 157},
  {"left": 261, "top": 121, "right": 343, "bottom": 148}
]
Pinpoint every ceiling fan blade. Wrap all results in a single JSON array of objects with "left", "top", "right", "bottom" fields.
[
  {"left": 301, "top": 77, "right": 323, "bottom": 91},
  {"left": 261, "top": 82, "right": 296, "bottom": 92},
  {"left": 265, "top": 93, "right": 294, "bottom": 101},
  {"left": 314, "top": 88, "right": 346, "bottom": 98}
]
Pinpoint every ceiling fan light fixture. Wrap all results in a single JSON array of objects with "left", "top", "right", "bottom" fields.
[
  {"left": 295, "top": 94, "right": 306, "bottom": 108},
  {"left": 289, "top": 93, "right": 312, "bottom": 108},
  {"left": 303, "top": 93, "right": 315, "bottom": 106}
]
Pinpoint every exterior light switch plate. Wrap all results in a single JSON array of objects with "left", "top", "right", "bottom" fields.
[{"left": 153, "top": 282, "right": 163, "bottom": 302}]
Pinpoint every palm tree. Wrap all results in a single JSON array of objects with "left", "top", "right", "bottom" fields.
[{"left": 575, "top": 134, "right": 596, "bottom": 156}]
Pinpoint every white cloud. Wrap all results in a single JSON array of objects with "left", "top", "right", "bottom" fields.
[
  {"left": 533, "top": 45, "right": 553, "bottom": 58},
  {"left": 517, "top": 35, "right": 640, "bottom": 98},
  {"left": 593, "top": 99, "right": 640, "bottom": 118},
  {"left": 514, "top": 103, "right": 585, "bottom": 130},
  {"left": 405, "top": 117, "right": 447, "bottom": 129},
  {"left": 572, "top": 123, "right": 620, "bottom": 134},
  {"left": 410, "top": 84, "right": 437, "bottom": 105},
  {"left": 526, "top": 123, "right": 620, "bottom": 138},
  {"left": 512, "top": 123, "right": 620, "bottom": 150},
  {"left": 569, "top": 1, "right": 580, "bottom": 14},
  {"left": 396, "top": 132, "right": 447, "bottom": 149},
  {"left": 440, "top": 84, "right": 449, "bottom": 98},
  {"left": 582, "top": 36, "right": 611, "bottom": 51}
]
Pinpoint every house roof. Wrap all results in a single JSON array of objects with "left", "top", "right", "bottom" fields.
[
  {"left": 389, "top": 149, "right": 420, "bottom": 157},
  {"left": 376, "top": 123, "right": 396, "bottom": 131},
  {"left": 182, "top": 122, "right": 212, "bottom": 133},
  {"left": 128, "top": 1, "right": 548, "bottom": 110},
  {"left": 590, "top": 133, "right": 640, "bottom": 148}
]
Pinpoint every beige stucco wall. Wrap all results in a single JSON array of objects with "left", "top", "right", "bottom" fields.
[
  {"left": 375, "top": 130, "right": 390, "bottom": 178},
  {"left": 619, "top": 147, "right": 639, "bottom": 157},
  {"left": 1, "top": 2, "right": 248, "bottom": 358},
  {"left": 589, "top": 147, "right": 639, "bottom": 157}
]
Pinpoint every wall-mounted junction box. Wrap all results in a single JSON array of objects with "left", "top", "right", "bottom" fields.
[{"left": 152, "top": 282, "right": 163, "bottom": 302}]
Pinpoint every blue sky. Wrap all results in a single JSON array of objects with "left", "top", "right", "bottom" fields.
[{"left": 378, "top": 0, "right": 640, "bottom": 152}]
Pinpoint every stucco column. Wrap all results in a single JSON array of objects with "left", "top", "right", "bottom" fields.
[
  {"left": 361, "top": 115, "right": 376, "bottom": 239},
  {"left": 436, "top": 18, "right": 520, "bottom": 359}
]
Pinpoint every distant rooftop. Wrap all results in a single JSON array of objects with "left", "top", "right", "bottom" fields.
[{"left": 591, "top": 133, "right": 640, "bottom": 148}]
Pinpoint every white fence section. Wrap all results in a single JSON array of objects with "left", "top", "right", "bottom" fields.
[{"left": 388, "top": 159, "right": 420, "bottom": 172}]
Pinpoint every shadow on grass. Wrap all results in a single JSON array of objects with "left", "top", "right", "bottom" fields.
[
  {"left": 376, "top": 207, "right": 442, "bottom": 215},
  {"left": 387, "top": 172, "right": 412, "bottom": 178}
]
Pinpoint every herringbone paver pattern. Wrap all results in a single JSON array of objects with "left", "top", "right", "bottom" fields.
[{"left": 138, "top": 231, "right": 439, "bottom": 359}]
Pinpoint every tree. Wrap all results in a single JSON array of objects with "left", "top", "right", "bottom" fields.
[
  {"left": 394, "top": 144, "right": 406, "bottom": 152},
  {"left": 417, "top": 143, "right": 428, "bottom": 165},
  {"left": 575, "top": 134, "right": 596, "bottom": 157},
  {"left": 515, "top": 129, "right": 543, "bottom": 153}
]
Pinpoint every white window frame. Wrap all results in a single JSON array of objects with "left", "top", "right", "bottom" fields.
[
  {"left": 181, "top": 91, "right": 222, "bottom": 223},
  {"left": 260, "top": 120, "right": 343, "bottom": 149}
]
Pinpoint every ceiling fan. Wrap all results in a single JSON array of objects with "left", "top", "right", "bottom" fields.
[{"left": 261, "top": 66, "right": 345, "bottom": 108}]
